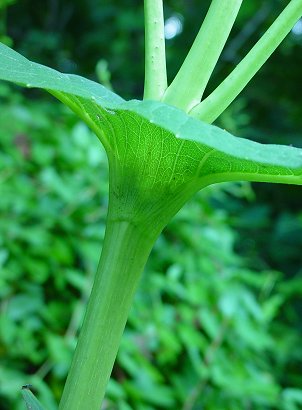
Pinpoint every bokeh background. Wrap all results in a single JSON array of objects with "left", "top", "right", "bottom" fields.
[{"left": 1, "top": 0, "right": 302, "bottom": 409}]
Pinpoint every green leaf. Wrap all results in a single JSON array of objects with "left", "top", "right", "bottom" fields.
[
  {"left": 0, "top": 43, "right": 123, "bottom": 106},
  {"left": 21, "top": 386, "right": 47, "bottom": 410},
  {"left": 0, "top": 41, "right": 301, "bottom": 193}
]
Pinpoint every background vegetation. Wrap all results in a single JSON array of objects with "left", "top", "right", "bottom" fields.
[{"left": 0, "top": 1, "right": 302, "bottom": 409}]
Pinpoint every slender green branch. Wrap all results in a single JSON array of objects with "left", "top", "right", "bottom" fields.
[
  {"left": 58, "top": 210, "right": 158, "bottom": 410},
  {"left": 190, "top": 0, "right": 302, "bottom": 123},
  {"left": 143, "top": 0, "right": 167, "bottom": 100},
  {"left": 162, "top": 0, "right": 243, "bottom": 112}
]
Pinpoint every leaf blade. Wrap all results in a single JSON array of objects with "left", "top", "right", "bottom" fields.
[
  {"left": 21, "top": 387, "right": 47, "bottom": 410},
  {"left": 0, "top": 42, "right": 124, "bottom": 107},
  {"left": 0, "top": 42, "right": 301, "bottom": 188}
]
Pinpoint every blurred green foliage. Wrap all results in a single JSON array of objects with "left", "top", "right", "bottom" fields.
[
  {"left": 1, "top": 0, "right": 302, "bottom": 409},
  {"left": 0, "top": 83, "right": 108, "bottom": 409}
]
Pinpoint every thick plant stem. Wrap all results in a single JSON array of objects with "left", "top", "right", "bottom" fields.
[
  {"left": 162, "top": 0, "right": 243, "bottom": 112},
  {"left": 143, "top": 0, "right": 167, "bottom": 100},
  {"left": 190, "top": 0, "right": 302, "bottom": 123},
  {"left": 59, "top": 213, "right": 158, "bottom": 410}
]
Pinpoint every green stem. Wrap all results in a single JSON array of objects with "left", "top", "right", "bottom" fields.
[
  {"left": 190, "top": 0, "right": 302, "bottom": 123},
  {"left": 162, "top": 0, "right": 243, "bottom": 112},
  {"left": 58, "top": 208, "right": 158, "bottom": 410},
  {"left": 143, "top": 0, "right": 167, "bottom": 100}
]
